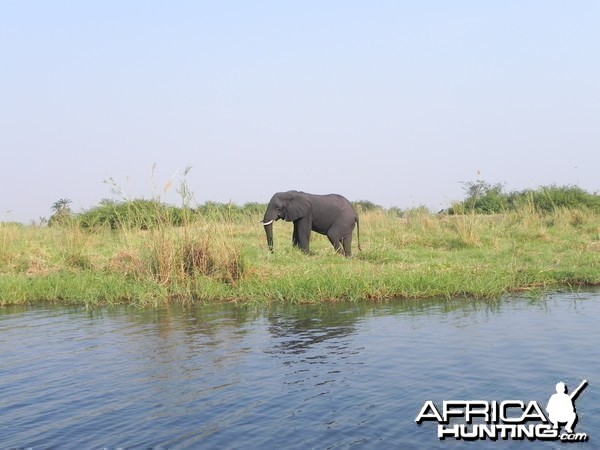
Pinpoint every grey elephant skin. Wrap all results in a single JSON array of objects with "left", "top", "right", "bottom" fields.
[{"left": 261, "top": 190, "right": 361, "bottom": 257}]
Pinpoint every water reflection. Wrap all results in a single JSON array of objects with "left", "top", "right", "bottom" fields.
[{"left": 265, "top": 305, "right": 361, "bottom": 356}]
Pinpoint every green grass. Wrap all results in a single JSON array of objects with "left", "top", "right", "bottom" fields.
[{"left": 1, "top": 207, "right": 599, "bottom": 307}]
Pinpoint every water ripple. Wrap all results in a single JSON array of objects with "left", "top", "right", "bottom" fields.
[{"left": 0, "top": 292, "right": 598, "bottom": 448}]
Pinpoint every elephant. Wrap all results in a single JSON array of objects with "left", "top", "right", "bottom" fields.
[{"left": 260, "top": 190, "right": 360, "bottom": 257}]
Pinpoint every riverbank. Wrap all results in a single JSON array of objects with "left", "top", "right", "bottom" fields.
[{"left": 1, "top": 208, "right": 599, "bottom": 306}]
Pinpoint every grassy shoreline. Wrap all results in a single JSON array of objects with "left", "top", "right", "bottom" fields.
[{"left": 1, "top": 208, "right": 599, "bottom": 307}]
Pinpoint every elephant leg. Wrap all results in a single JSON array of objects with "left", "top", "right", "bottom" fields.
[
  {"left": 341, "top": 234, "right": 353, "bottom": 257},
  {"left": 292, "top": 223, "right": 300, "bottom": 248},
  {"left": 294, "top": 218, "right": 311, "bottom": 253},
  {"left": 328, "top": 226, "right": 353, "bottom": 257},
  {"left": 327, "top": 234, "right": 343, "bottom": 254}
]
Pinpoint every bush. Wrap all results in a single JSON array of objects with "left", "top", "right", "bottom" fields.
[
  {"left": 508, "top": 185, "right": 600, "bottom": 213},
  {"left": 196, "top": 201, "right": 266, "bottom": 221},
  {"left": 451, "top": 182, "right": 600, "bottom": 214},
  {"left": 353, "top": 200, "right": 384, "bottom": 213},
  {"left": 449, "top": 181, "right": 508, "bottom": 214},
  {"left": 78, "top": 199, "right": 187, "bottom": 230}
]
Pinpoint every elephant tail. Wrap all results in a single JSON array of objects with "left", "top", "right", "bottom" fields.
[{"left": 356, "top": 216, "right": 362, "bottom": 252}]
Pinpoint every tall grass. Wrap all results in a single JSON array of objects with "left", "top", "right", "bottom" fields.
[{"left": 2, "top": 186, "right": 599, "bottom": 306}]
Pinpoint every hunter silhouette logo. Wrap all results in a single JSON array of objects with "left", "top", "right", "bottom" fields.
[
  {"left": 547, "top": 380, "right": 587, "bottom": 435},
  {"left": 416, "top": 379, "right": 589, "bottom": 442}
]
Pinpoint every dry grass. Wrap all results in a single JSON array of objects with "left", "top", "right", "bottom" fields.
[{"left": 1, "top": 207, "right": 599, "bottom": 306}]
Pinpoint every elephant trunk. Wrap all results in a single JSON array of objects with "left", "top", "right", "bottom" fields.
[
  {"left": 261, "top": 204, "right": 279, "bottom": 253},
  {"left": 263, "top": 221, "right": 274, "bottom": 252}
]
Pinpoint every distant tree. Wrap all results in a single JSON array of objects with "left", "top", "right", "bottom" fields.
[
  {"left": 450, "top": 181, "right": 508, "bottom": 214},
  {"left": 51, "top": 198, "right": 72, "bottom": 213},
  {"left": 48, "top": 198, "right": 73, "bottom": 226}
]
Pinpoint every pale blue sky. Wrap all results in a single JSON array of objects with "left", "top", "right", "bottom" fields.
[{"left": 2, "top": 1, "right": 599, "bottom": 223}]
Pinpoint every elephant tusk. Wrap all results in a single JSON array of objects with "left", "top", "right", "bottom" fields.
[{"left": 260, "top": 220, "right": 274, "bottom": 226}]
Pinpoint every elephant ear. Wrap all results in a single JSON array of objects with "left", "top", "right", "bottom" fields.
[{"left": 284, "top": 195, "right": 310, "bottom": 221}]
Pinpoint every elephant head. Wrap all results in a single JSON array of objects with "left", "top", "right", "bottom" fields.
[{"left": 261, "top": 191, "right": 310, "bottom": 252}]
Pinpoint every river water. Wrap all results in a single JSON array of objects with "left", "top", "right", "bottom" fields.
[{"left": 1, "top": 291, "right": 598, "bottom": 449}]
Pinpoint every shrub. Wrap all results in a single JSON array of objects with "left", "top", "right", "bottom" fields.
[
  {"left": 196, "top": 201, "right": 267, "bottom": 221},
  {"left": 508, "top": 185, "right": 600, "bottom": 213},
  {"left": 78, "top": 199, "right": 187, "bottom": 230},
  {"left": 449, "top": 181, "right": 508, "bottom": 214},
  {"left": 451, "top": 182, "right": 600, "bottom": 214},
  {"left": 353, "top": 200, "right": 384, "bottom": 213}
]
